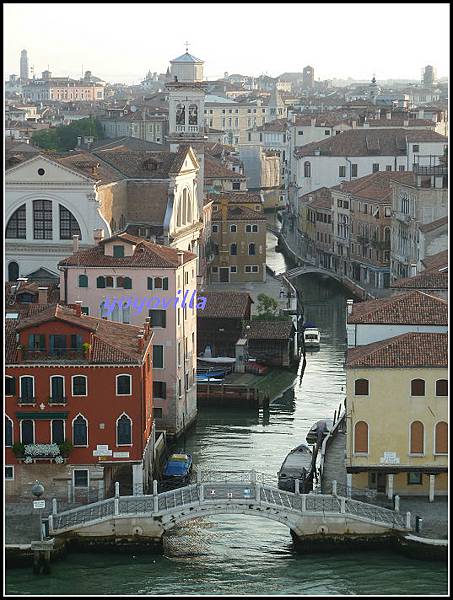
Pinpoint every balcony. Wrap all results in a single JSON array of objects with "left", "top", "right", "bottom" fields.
[
  {"left": 18, "top": 397, "right": 36, "bottom": 405},
  {"left": 394, "top": 211, "right": 412, "bottom": 223},
  {"left": 175, "top": 125, "right": 200, "bottom": 134},
  {"left": 48, "top": 396, "right": 68, "bottom": 405},
  {"left": 23, "top": 348, "right": 86, "bottom": 362}
]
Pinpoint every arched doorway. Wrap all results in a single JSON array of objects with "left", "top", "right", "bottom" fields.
[{"left": 8, "top": 261, "right": 19, "bottom": 282}]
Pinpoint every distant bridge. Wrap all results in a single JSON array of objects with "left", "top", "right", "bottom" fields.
[
  {"left": 49, "top": 471, "right": 410, "bottom": 541},
  {"left": 280, "top": 265, "right": 345, "bottom": 284}
]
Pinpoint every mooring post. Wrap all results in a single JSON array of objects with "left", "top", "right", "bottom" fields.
[
  {"left": 197, "top": 467, "right": 202, "bottom": 483},
  {"left": 199, "top": 483, "right": 204, "bottom": 503},
  {"left": 294, "top": 478, "right": 300, "bottom": 495},
  {"left": 48, "top": 514, "right": 53, "bottom": 534},
  {"left": 340, "top": 497, "right": 346, "bottom": 514},
  {"left": 114, "top": 497, "right": 119, "bottom": 516},
  {"left": 332, "top": 480, "right": 337, "bottom": 496},
  {"left": 394, "top": 495, "right": 400, "bottom": 512},
  {"left": 115, "top": 481, "right": 120, "bottom": 498},
  {"left": 301, "top": 494, "right": 306, "bottom": 512},
  {"left": 406, "top": 511, "right": 411, "bottom": 530},
  {"left": 153, "top": 480, "right": 158, "bottom": 513},
  {"left": 52, "top": 498, "right": 57, "bottom": 515}
]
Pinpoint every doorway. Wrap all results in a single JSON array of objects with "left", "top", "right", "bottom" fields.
[
  {"left": 369, "top": 472, "right": 386, "bottom": 493},
  {"left": 219, "top": 267, "right": 229, "bottom": 283}
]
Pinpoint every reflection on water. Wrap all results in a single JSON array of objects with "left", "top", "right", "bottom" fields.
[{"left": 6, "top": 231, "right": 447, "bottom": 595}]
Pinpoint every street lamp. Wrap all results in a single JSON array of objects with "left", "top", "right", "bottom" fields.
[{"left": 31, "top": 480, "right": 45, "bottom": 541}]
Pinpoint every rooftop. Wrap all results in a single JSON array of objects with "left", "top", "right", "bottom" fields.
[
  {"left": 243, "top": 319, "right": 295, "bottom": 340},
  {"left": 198, "top": 291, "right": 253, "bottom": 319},
  {"left": 391, "top": 267, "right": 448, "bottom": 291}
]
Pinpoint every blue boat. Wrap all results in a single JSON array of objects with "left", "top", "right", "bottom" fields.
[{"left": 163, "top": 453, "right": 193, "bottom": 483}]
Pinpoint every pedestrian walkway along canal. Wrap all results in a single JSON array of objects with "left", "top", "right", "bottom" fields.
[{"left": 6, "top": 232, "right": 448, "bottom": 595}]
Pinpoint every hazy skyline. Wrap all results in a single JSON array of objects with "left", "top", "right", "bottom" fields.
[{"left": 4, "top": 3, "right": 450, "bottom": 85}]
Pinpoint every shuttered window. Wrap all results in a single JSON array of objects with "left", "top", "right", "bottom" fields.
[
  {"left": 354, "top": 421, "right": 368, "bottom": 453},
  {"left": 354, "top": 379, "right": 369, "bottom": 395},
  {"left": 410, "top": 421, "right": 424, "bottom": 454},
  {"left": 411, "top": 379, "right": 425, "bottom": 396},
  {"left": 436, "top": 379, "right": 448, "bottom": 396},
  {"left": 435, "top": 422, "right": 448, "bottom": 454}
]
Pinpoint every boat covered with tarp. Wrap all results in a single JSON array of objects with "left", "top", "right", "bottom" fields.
[{"left": 277, "top": 444, "right": 313, "bottom": 493}]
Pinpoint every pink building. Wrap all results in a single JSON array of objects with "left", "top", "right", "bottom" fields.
[{"left": 58, "top": 233, "right": 198, "bottom": 437}]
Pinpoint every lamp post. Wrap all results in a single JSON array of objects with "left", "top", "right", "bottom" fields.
[{"left": 31, "top": 480, "right": 45, "bottom": 541}]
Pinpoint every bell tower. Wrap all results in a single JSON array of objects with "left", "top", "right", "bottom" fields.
[{"left": 166, "top": 45, "right": 208, "bottom": 211}]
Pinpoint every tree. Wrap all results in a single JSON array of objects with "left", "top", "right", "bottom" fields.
[
  {"left": 255, "top": 293, "right": 279, "bottom": 320},
  {"left": 32, "top": 117, "right": 104, "bottom": 152}
]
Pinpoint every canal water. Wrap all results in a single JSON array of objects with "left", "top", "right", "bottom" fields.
[{"left": 6, "top": 231, "right": 448, "bottom": 595}]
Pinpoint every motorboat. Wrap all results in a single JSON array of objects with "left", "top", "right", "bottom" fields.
[
  {"left": 303, "top": 327, "right": 320, "bottom": 349},
  {"left": 163, "top": 453, "right": 193, "bottom": 484},
  {"left": 197, "top": 356, "right": 236, "bottom": 364},
  {"left": 306, "top": 419, "right": 333, "bottom": 445},
  {"left": 277, "top": 444, "right": 313, "bottom": 493}
]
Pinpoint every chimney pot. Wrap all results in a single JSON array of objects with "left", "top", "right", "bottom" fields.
[
  {"left": 73, "top": 234, "right": 80, "bottom": 253},
  {"left": 74, "top": 300, "right": 83, "bottom": 316},
  {"left": 93, "top": 228, "right": 105, "bottom": 245},
  {"left": 177, "top": 250, "right": 184, "bottom": 266},
  {"left": 347, "top": 298, "right": 354, "bottom": 315},
  {"left": 38, "top": 287, "right": 48, "bottom": 305}
]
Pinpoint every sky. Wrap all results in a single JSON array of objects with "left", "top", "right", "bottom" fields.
[{"left": 4, "top": 3, "right": 450, "bottom": 85}]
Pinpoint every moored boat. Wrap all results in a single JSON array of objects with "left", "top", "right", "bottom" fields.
[
  {"left": 306, "top": 419, "right": 333, "bottom": 445},
  {"left": 163, "top": 453, "right": 193, "bottom": 484},
  {"left": 277, "top": 444, "right": 313, "bottom": 493},
  {"left": 303, "top": 327, "right": 320, "bottom": 349}
]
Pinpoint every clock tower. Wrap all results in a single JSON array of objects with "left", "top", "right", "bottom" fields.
[{"left": 166, "top": 46, "right": 208, "bottom": 211}]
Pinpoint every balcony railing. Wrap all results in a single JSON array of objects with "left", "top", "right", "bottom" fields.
[
  {"left": 394, "top": 211, "right": 412, "bottom": 223},
  {"left": 48, "top": 396, "right": 68, "bottom": 405},
  {"left": 18, "top": 396, "right": 36, "bottom": 405},
  {"left": 23, "top": 348, "right": 85, "bottom": 361},
  {"left": 175, "top": 125, "right": 200, "bottom": 134}
]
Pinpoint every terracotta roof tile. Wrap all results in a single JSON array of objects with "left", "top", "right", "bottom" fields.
[
  {"left": 419, "top": 216, "right": 448, "bottom": 234},
  {"left": 212, "top": 205, "right": 267, "bottom": 222},
  {"left": 204, "top": 155, "right": 246, "bottom": 179},
  {"left": 346, "top": 332, "right": 447, "bottom": 368},
  {"left": 347, "top": 290, "right": 447, "bottom": 325},
  {"left": 199, "top": 291, "right": 253, "bottom": 319},
  {"left": 243, "top": 319, "right": 295, "bottom": 340},
  {"left": 421, "top": 250, "right": 448, "bottom": 270},
  {"left": 299, "top": 187, "right": 332, "bottom": 209},
  {"left": 391, "top": 268, "right": 448, "bottom": 290}
]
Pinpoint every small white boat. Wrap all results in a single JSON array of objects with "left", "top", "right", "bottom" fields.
[
  {"left": 197, "top": 356, "right": 236, "bottom": 364},
  {"left": 303, "top": 328, "right": 320, "bottom": 348}
]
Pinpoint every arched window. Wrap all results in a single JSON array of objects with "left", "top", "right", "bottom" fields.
[
  {"left": 176, "top": 199, "right": 182, "bottom": 227},
  {"left": 304, "top": 161, "right": 311, "bottom": 178},
  {"left": 176, "top": 103, "right": 185, "bottom": 125},
  {"left": 19, "top": 376, "right": 35, "bottom": 402},
  {"left": 117, "top": 414, "right": 132, "bottom": 445},
  {"left": 186, "top": 189, "right": 192, "bottom": 222},
  {"left": 33, "top": 199, "right": 53, "bottom": 239},
  {"left": 96, "top": 276, "right": 106, "bottom": 288},
  {"left": 8, "top": 261, "right": 19, "bottom": 282},
  {"left": 411, "top": 379, "right": 425, "bottom": 396},
  {"left": 123, "top": 277, "right": 132, "bottom": 289},
  {"left": 435, "top": 422, "right": 448, "bottom": 454},
  {"left": 122, "top": 304, "right": 130, "bottom": 324},
  {"left": 355, "top": 378, "right": 369, "bottom": 395},
  {"left": 59, "top": 205, "right": 82, "bottom": 240},
  {"left": 106, "top": 276, "right": 114, "bottom": 288},
  {"left": 230, "top": 243, "right": 237, "bottom": 256},
  {"left": 188, "top": 104, "right": 198, "bottom": 125},
  {"left": 73, "top": 415, "right": 88, "bottom": 446},
  {"left": 436, "top": 379, "right": 448, "bottom": 396},
  {"left": 5, "top": 376, "right": 16, "bottom": 396},
  {"left": 5, "top": 416, "right": 13, "bottom": 447},
  {"left": 147, "top": 277, "right": 153, "bottom": 290},
  {"left": 154, "top": 277, "right": 163, "bottom": 289},
  {"left": 248, "top": 243, "right": 256, "bottom": 256},
  {"left": 78, "top": 274, "right": 88, "bottom": 288},
  {"left": 354, "top": 421, "right": 368, "bottom": 454},
  {"left": 182, "top": 189, "right": 187, "bottom": 225},
  {"left": 384, "top": 227, "right": 391, "bottom": 243},
  {"left": 6, "top": 204, "right": 26, "bottom": 239},
  {"left": 111, "top": 303, "right": 120, "bottom": 322},
  {"left": 20, "top": 419, "right": 35, "bottom": 444},
  {"left": 116, "top": 374, "right": 132, "bottom": 396},
  {"left": 410, "top": 421, "right": 424, "bottom": 454},
  {"left": 116, "top": 276, "right": 124, "bottom": 288}
]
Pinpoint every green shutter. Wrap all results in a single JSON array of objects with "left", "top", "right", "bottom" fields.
[
  {"left": 147, "top": 277, "right": 153, "bottom": 290},
  {"left": 124, "top": 277, "right": 132, "bottom": 289},
  {"left": 163, "top": 277, "right": 168, "bottom": 290},
  {"left": 97, "top": 276, "right": 105, "bottom": 288}
]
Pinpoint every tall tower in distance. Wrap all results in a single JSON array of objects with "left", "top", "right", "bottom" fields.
[
  {"left": 422, "top": 65, "right": 436, "bottom": 87},
  {"left": 302, "top": 65, "right": 314, "bottom": 89},
  {"left": 20, "top": 49, "right": 29, "bottom": 81},
  {"left": 166, "top": 45, "right": 208, "bottom": 211}
]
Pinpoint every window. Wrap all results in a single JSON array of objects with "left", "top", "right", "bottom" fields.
[
  {"left": 304, "top": 162, "right": 311, "bottom": 178},
  {"left": 407, "top": 472, "right": 422, "bottom": 485},
  {"left": 351, "top": 164, "right": 358, "bottom": 177},
  {"left": 117, "top": 414, "right": 132, "bottom": 445},
  {"left": 354, "top": 379, "right": 369, "bottom": 395},
  {"left": 214, "top": 244, "right": 219, "bottom": 255},
  {"left": 149, "top": 309, "right": 166, "bottom": 328},
  {"left": 153, "top": 407, "right": 163, "bottom": 418},
  {"left": 372, "top": 163, "right": 379, "bottom": 173},
  {"left": 232, "top": 180, "right": 241, "bottom": 191},
  {"left": 19, "top": 376, "right": 35, "bottom": 402},
  {"left": 59, "top": 205, "right": 81, "bottom": 240},
  {"left": 435, "top": 379, "right": 448, "bottom": 396},
  {"left": 410, "top": 421, "right": 424, "bottom": 454},
  {"left": 245, "top": 265, "right": 259, "bottom": 273},
  {"left": 8, "top": 262, "right": 19, "bottom": 282},
  {"left": 96, "top": 276, "right": 106, "bottom": 288},
  {"left": 73, "top": 415, "right": 88, "bottom": 446},
  {"left": 230, "top": 266, "right": 237, "bottom": 273},
  {"left": 5, "top": 416, "right": 13, "bottom": 447},
  {"left": 116, "top": 374, "right": 132, "bottom": 395},
  {"left": 153, "top": 345, "right": 164, "bottom": 368},
  {"left": 106, "top": 276, "right": 114, "bottom": 288},
  {"left": 49, "top": 335, "right": 66, "bottom": 355},
  {"left": 230, "top": 243, "right": 237, "bottom": 256},
  {"left": 6, "top": 204, "right": 26, "bottom": 239},
  {"left": 212, "top": 225, "right": 219, "bottom": 233},
  {"left": 51, "top": 420, "right": 65, "bottom": 444},
  {"left": 72, "top": 375, "right": 87, "bottom": 396},
  {"left": 435, "top": 422, "right": 447, "bottom": 454},
  {"left": 398, "top": 165, "right": 405, "bottom": 172},
  {"left": 324, "top": 130, "right": 330, "bottom": 135},
  {"left": 20, "top": 419, "right": 34, "bottom": 444},
  {"left": 5, "top": 376, "right": 16, "bottom": 396},
  {"left": 73, "top": 469, "right": 89, "bottom": 487},
  {"left": 354, "top": 421, "right": 368, "bottom": 454},
  {"left": 339, "top": 166, "right": 346, "bottom": 178},
  {"left": 230, "top": 224, "right": 237, "bottom": 233},
  {"left": 386, "top": 165, "right": 392, "bottom": 172},
  {"left": 50, "top": 375, "right": 65, "bottom": 402},
  {"left": 248, "top": 243, "right": 256, "bottom": 255},
  {"left": 78, "top": 274, "right": 88, "bottom": 288},
  {"left": 153, "top": 381, "right": 166, "bottom": 399},
  {"left": 178, "top": 379, "right": 182, "bottom": 397},
  {"left": 212, "top": 266, "right": 218, "bottom": 273},
  {"left": 33, "top": 199, "right": 53, "bottom": 239},
  {"left": 413, "top": 144, "right": 419, "bottom": 153},
  {"left": 123, "top": 277, "right": 132, "bottom": 289},
  {"left": 411, "top": 379, "right": 425, "bottom": 396},
  {"left": 5, "top": 466, "right": 14, "bottom": 480},
  {"left": 298, "top": 130, "right": 304, "bottom": 136}
]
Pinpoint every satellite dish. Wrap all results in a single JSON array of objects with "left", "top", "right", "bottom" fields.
[{"left": 130, "top": 105, "right": 137, "bottom": 112}]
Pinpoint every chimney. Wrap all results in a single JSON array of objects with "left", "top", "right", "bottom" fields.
[
  {"left": 386, "top": 111, "right": 392, "bottom": 120},
  {"left": 75, "top": 300, "right": 83, "bottom": 317},
  {"left": 93, "top": 228, "right": 105, "bottom": 245},
  {"left": 410, "top": 263, "right": 417, "bottom": 277},
  {"left": 177, "top": 250, "right": 184, "bottom": 266},
  {"left": 347, "top": 299, "right": 354, "bottom": 315},
  {"left": 38, "top": 287, "right": 48, "bottom": 305},
  {"left": 138, "top": 334, "right": 144, "bottom": 351},
  {"left": 73, "top": 234, "right": 80, "bottom": 253},
  {"left": 310, "top": 117, "right": 316, "bottom": 127}
]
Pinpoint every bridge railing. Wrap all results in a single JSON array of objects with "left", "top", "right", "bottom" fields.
[
  {"left": 345, "top": 497, "right": 407, "bottom": 530},
  {"left": 51, "top": 497, "right": 115, "bottom": 531}
]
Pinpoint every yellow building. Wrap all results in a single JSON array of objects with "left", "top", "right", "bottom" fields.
[{"left": 345, "top": 332, "right": 448, "bottom": 501}]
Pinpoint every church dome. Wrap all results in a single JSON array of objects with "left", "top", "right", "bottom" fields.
[{"left": 170, "top": 52, "right": 203, "bottom": 64}]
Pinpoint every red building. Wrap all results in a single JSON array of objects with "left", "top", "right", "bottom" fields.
[{"left": 5, "top": 302, "right": 154, "bottom": 503}]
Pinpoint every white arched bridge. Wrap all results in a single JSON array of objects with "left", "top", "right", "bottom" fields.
[
  {"left": 49, "top": 471, "right": 410, "bottom": 541},
  {"left": 281, "top": 265, "right": 345, "bottom": 283}
]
